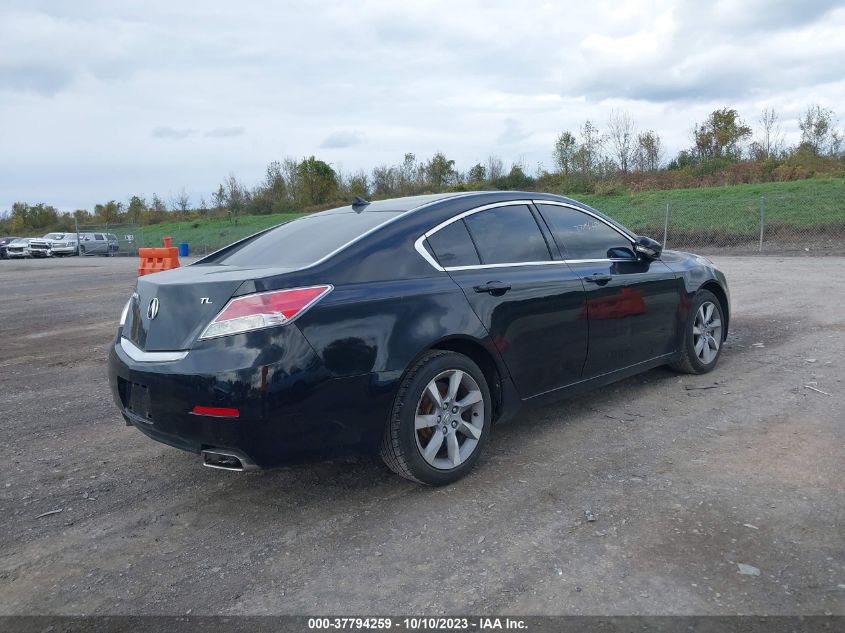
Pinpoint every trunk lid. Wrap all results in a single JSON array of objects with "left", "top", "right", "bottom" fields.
[{"left": 126, "top": 264, "right": 294, "bottom": 351}]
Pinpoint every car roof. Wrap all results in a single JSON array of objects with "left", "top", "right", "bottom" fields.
[{"left": 311, "top": 192, "right": 478, "bottom": 217}]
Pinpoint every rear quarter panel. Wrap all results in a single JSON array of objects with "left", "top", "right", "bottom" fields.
[{"left": 295, "top": 275, "right": 498, "bottom": 378}]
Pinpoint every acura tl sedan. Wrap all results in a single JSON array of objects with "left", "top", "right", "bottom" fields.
[{"left": 109, "top": 192, "right": 729, "bottom": 485}]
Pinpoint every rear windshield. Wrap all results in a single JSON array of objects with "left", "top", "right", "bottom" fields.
[{"left": 214, "top": 212, "right": 401, "bottom": 268}]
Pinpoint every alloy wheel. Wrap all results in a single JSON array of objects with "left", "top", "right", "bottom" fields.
[
  {"left": 414, "top": 369, "right": 484, "bottom": 470},
  {"left": 693, "top": 301, "right": 722, "bottom": 364}
]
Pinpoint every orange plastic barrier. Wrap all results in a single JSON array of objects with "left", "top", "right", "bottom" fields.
[{"left": 137, "top": 246, "right": 180, "bottom": 276}]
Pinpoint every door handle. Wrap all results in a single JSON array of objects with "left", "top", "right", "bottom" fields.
[
  {"left": 473, "top": 281, "right": 511, "bottom": 296},
  {"left": 584, "top": 273, "right": 613, "bottom": 284}
]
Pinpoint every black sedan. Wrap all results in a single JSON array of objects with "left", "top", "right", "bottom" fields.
[{"left": 109, "top": 192, "right": 729, "bottom": 485}]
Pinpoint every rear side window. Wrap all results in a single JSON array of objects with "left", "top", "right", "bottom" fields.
[
  {"left": 464, "top": 205, "right": 551, "bottom": 265},
  {"left": 537, "top": 204, "right": 635, "bottom": 260},
  {"left": 426, "top": 220, "right": 480, "bottom": 267},
  {"left": 215, "top": 212, "right": 401, "bottom": 268},
  {"left": 95, "top": 234, "right": 104, "bottom": 240}
]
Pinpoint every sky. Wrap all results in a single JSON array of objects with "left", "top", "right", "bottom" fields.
[{"left": 1, "top": 0, "right": 844, "bottom": 211}]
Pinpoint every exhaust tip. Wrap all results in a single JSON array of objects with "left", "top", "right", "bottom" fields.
[{"left": 202, "top": 450, "right": 245, "bottom": 471}]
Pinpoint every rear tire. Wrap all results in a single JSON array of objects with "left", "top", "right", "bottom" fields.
[
  {"left": 380, "top": 350, "right": 491, "bottom": 486},
  {"left": 670, "top": 289, "right": 725, "bottom": 374}
]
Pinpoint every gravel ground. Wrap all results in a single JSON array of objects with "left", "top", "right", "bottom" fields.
[{"left": 0, "top": 256, "right": 842, "bottom": 616}]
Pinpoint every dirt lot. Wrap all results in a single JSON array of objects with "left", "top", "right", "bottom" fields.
[{"left": 0, "top": 256, "right": 842, "bottom": 616}]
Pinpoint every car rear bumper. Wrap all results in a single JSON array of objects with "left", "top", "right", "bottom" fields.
[{"left": 107, "top": 328, "right": 397, "bottom": 468}]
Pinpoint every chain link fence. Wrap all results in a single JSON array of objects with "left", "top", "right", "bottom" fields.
[
  {"left": 77, "top": 221, "right": 266, "bottom": 257},
  {"left": 614, "top": 193, "right": 844, "bottom": 255},
  {"left": 74, "top": 223, "right": 138, "bottom": 256},
  {"left": 75, "top": 190, "right": 844, "bottom": 258}
]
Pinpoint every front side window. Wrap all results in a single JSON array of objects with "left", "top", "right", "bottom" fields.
[
  {"left": 463, "top": 205, "right": 551, "bottom": 265},
  {"left": 537, "top": 204, "right": 634, "bottom": 260},
  {"left": 426, "top": 220, "right": 480, "bottom": 267}
]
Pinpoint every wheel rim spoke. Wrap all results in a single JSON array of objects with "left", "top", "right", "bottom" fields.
[
  {"left": 458, "top": 420, "right": 482, "bottom": 440},
  {"left": 446, "top": 370, "right": 464, "bottom": 401},
  {"left": 424, "top": 432, "right": 444, "bottom": 462},
  {"left": 415, "top": 414, "right": 438, "bottom": 430},
  {"left": 457, "top": 390, "right": 482, "bottom": 409},
  {"left": 708, "top": 334, "right": 719, "bottom": 351},
  {"left": 446, "top": 433, "right": 461, "bottom": 466},
  {"left": 425, "top": 382, "right": 443, "bottom": 408}
]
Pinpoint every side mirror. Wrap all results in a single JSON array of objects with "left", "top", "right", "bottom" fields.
[{"left": 634, "top": 236, "right": 662, "bottom": 260}]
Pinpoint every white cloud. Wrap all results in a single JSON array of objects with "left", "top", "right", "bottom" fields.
[
  {"left": 1, "top": 0, "right": 843, "bottom": 210},
  {"left": 320, "top": 130, "right": 365, "bottom": 148}
]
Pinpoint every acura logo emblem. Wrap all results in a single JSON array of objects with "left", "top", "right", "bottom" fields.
[{"left": 147, "top": 298, "right": 160, "bottom": 320}]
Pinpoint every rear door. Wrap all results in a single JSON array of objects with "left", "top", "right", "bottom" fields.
[
  {"left": 535, "top": 202, "right": 682, "bottom": 377},
  {"left": 425, "top": 201, "right": 588, "bottom": 398}
]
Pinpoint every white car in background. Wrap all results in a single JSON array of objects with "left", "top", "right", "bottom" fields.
[
  {"left": 5, "top": 238, "right": 33, "bottom": 258},
  {"left": 27, "top": 232, "right": 79, "bottom": 257}
]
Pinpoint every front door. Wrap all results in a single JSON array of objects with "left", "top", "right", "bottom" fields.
[{"left": 535, "top": 202, "right": 683, "bottom": 378}]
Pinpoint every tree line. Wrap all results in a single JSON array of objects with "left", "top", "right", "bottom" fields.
[{"left": 2, "top": 103, "right": 843, "bottom": 235}]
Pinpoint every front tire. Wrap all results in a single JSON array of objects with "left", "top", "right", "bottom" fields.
[
  {"left": 380, "top": 350, "right": 491, "bottom": 486},
  {"left": 670, "top": 289, "right": 725, "bottom": 374}
]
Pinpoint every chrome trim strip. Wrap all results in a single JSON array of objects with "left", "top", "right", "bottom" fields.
[
  {"left": 120, "top": 337, "right": 188, "bottom": 363},
  {"left": 414, "top": 234, "right": 444, "bottom": 271},
  {"left": 444, "top": 260, "right": 567, "bottom": 271},
  {"left": 414, "top": 198, "right": 639, "bottom": 272},
  {"left": 415, "top": 200, "right": 535, "bottom": 272},
  {"left": 441, "top": 258, "right": 633, "bottom": 272},
  {"left": 424, "top": 199, "right": 534, "bottom": 237}
]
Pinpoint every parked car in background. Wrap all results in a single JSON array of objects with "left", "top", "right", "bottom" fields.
[
  {"left": 28, "top": 232, "right": 79, "bottom": 257},
  {"left": 79, "top": 232, "right": 119, "bottom": 256},
  {"left": 27, "top": 239, "right": 52, "bottom": 257},
  {"left": 5, "top": 238, "right": 33, "bottom": 258},
  {"left": 0, "top": 236, "right": 22, "bottom": 259}
]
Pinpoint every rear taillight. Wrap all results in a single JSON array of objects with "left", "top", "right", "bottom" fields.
[{"left": 199, "top": 285, "right": 332, "bottom": 340}]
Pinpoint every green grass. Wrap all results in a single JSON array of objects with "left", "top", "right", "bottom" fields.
[
  {"left": 578, "top": 177, "right": 845, "bottom": 237},
  {"left": 133, "top": 212, "right": 305, "bottom": 254},
  {"left": 130, "top": 178, "right": 844, "bottom": 252}
]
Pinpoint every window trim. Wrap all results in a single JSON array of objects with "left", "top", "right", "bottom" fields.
[{"left": 415, "top": 199, "right": 637, "bottom": 272}]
